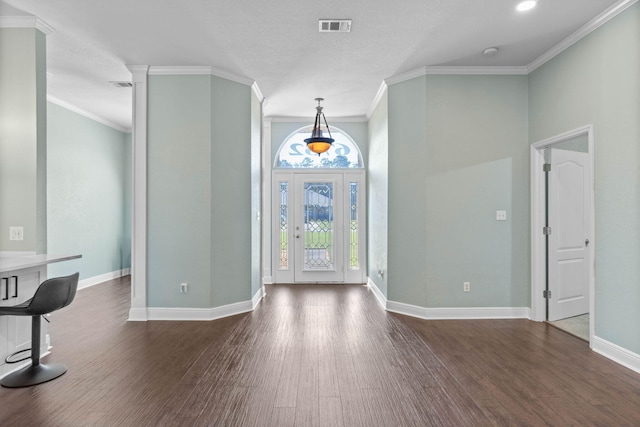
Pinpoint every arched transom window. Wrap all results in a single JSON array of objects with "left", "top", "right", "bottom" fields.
[{"left": 275, "top": 125, "right": 364, "bottom": 169}]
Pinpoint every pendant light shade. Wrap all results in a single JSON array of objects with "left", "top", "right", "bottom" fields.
[{"left": 304, "top": 98, "right": 334, "bottom": 154}]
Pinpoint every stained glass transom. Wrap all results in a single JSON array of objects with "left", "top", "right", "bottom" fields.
[{"left": 276, "top": 126, "right": 363, "bottom": 169}]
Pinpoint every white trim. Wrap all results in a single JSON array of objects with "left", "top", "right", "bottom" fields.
[
  {"left": 127, "top": 65, "right": 149, "bottom": 322},
  {"left": 0, "top": 251, "right": 37, "bottom": 257},
  {"left": 266, "top": 115, "right": 368, "bottom": 123},
  {"left": 252, "top": 82, "right": 264, "bottom": 103},
  {"left": 366, "top": 81, "right": 388, "bottom": 120},
  {"left": 592, "top": 336, "right": 640, "bottom": 374},
  {"left": 384, "top": 66, "right": 428, "bottom": 85},
  {"left": 425, "top": 66, "right": 528, "bottom": 75},
  {"left": 148, "top": 66, "right": 255, "bottom": 86},
  {"left": 367, "top": 277, "right": 387, "bottom": 309},
  {"left": 386, "top": 300, "right": 531, "bottom": 320},
  {"left": 0, "top": 16, "right": 55, "bottom": 34},
  {"left": 146, "top": 300, "right": 253, "bottom": 321},
  {"left": 528, "top": 0, "right": 638, "bottom": 72},
  {"left": 47, "top": 95, "right": 131, "bottom": 133},
  {"left": 77, "top": 268, "right": 131, "bottom": 290},
  {"left": 263, "top": 276, "right": 273, "bottom": 285},
  {"left": 530, "top": 125, "right": 596, "bottom": 344},
  {"left": 252, "top": 286, "right": 265, "bottom": 309}
]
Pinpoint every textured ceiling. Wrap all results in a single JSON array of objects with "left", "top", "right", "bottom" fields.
[{"left": 0, "top": 0, "right": 623, "bottom": 131}]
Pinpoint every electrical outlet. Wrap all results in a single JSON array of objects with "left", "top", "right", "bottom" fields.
[
  {"left": 496, "top": 210, "right": 507, "bottom": 221},
  {"left": 464, "top": 282, "right": 470, "bottom": 292},
  {"left": 9, "top": 226, "right": 23, "bottom": 241},
  {"left": 180, "top": 283, "right": 188, "bottom": 294}
]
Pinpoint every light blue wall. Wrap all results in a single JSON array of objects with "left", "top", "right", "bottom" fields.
[
  {"left": 148, "top": 75, "right": 213, "bottom": 308},
  {"left": 0, "top": 28, "right": 46, "bottom": 252},
  {"left": 386, "top": 74, "right": 529, "bottom": 307},
  {"left": 387, "top": 76, "right": 428, "bottom": 304},
  {"left": 210, "top": 76, "right": 252, "bottom": 306},
  {"left": 147, "top": 74, "right": 253, "bottom": 308},
  {"left": 529, "top": 4, "right": 640, "bottom": 353},
  {"left": 367, "top": 90, "right": 388, "bottom": 296},
  {"left": 424, "top": 75, "right": 529, "bottom": 308},
  {"left": 47, "top": 102, "right": 131, "bottom": 280}
]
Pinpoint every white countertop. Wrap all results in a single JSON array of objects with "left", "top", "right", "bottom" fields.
[{"left": 0, "top": 254, "right": 82, "bottom": 274}]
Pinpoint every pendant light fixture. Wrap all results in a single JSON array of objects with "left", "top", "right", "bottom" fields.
[{"left": 304, "top": 98, "right": 334, "bottom": 155}]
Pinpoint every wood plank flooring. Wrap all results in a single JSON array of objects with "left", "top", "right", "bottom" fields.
[{"left": 1, "top": 277, "right": 639, "bottom": 426}]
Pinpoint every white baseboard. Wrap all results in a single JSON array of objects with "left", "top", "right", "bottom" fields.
[
  {"left": 252, "top": 286, "right": 266, "bottom": 309},
  {"left": 367, "top": 277, "right": 387, "bottom": 309},
  {"left": 592, "top": 336, "right": 640, "bottom": 374},
  {"left": 145, "top": 299, "right": 253, "bottom": 321},
  {"left": 263, "top": 276, "right": 273, "bottom": 285},
  {"left": 78, "top": 268, "right": 131, "bottom": 290},
  {"left": 386, "top": 300, "right": 531, "bottom": 320}
]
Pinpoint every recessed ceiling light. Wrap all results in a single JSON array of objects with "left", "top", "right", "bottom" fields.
[
  {"left": 483, "top": 47, "right": 499, "bottom": 56},
  {"left": 516, "top": 1, "right": 537, "bottom": 12}
]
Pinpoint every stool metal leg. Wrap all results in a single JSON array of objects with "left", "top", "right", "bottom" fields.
[{"left": 1, "top": 315, "right": 68, "bottom": 388}]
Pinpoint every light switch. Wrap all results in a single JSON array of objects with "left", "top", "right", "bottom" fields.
[{"left": 496, "top": 211, "right": 507, "bottom": 221}]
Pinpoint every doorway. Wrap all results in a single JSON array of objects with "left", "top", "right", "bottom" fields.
[
  {"left": 531, "top": 125, "right": 595, "bottom": 343},
  {"left": 272, "top": 170, "right": 365, "bottom": 284}
]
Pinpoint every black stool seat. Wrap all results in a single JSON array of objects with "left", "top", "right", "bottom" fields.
[{"left": 0, "top": 272, "right": 79, "bottom": 388}]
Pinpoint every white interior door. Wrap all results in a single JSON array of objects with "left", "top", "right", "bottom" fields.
[
  {"left": 548, "top": 148, "right": 591, "bottom": 321},
  {"left": 294, "top": 174, "right": 344, "bottom": 282}
]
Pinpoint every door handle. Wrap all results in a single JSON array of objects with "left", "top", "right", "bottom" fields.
[{"left": 585, "top": 239, "right": 590, "bottom": 247}]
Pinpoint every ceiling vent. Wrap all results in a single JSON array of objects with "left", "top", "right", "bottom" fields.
[
  {"left": 109, "top": 81, "right": 133, "bottom": 88},
  {"left": 319, "top": 19, "right": 352, "bottom": 33}
]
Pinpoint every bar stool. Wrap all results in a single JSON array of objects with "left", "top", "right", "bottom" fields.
[{"left": 0, "top": 272, "right": 79, "bottom": 388}]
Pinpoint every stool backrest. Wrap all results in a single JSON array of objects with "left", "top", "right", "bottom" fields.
[{"left": 28, "top": 272, "right": 79, "bottom": 315}]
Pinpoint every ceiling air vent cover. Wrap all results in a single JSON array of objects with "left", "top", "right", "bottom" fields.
[
  {"left": 109, "top": 81, "right": 133, "bottom": 88},
  {"left": 319, "top": 19, "right": 352, "bottom": 32}
]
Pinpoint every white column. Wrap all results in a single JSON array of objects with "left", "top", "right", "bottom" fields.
[{"left": 126, "top": 65, "right": 149, "bottom": 321}]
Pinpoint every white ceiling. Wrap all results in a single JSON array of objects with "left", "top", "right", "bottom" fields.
[{"left": 0, "top": 0, "right": 624, "bottom": 131}]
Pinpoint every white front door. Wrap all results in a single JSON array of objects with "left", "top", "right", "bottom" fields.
[
  {"left": 548, "top": 148, "right": 591, "bottom": 321},
  {"left": 294, "top": 174, "right": 344, "bottom": 282},
  {"left": 272, "top": 171, "right": 365, "bottom": 284}
]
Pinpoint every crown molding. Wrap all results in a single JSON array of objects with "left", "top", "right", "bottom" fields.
[
  {"left": 47, "top": 95, "right": 131, "bottom": 133},
  {"left": 527, "top": 0, "right": 638, "bottom": 72},
  {"left": 425, "top": 66, "right": 528, "bottom": 75},
  {"left": 251, "top": 82, "right": 264, "bottom": 103},
  {"left": 384, "top": 66, "right": 428, "bottom": 85},
  {"left": 148, "top": 66, "right": 255, "bottom": 86},
  {"left": 0, "top": 16, "right": 55, "bottom": 34},
  {"left": 366, "top": 81, "right": 388, "bottom": 120},
  {"left": 266, "top": 115, "right": 368, "bottom": 123}
]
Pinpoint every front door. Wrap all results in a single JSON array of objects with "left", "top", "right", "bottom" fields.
[
  {"left": 294, "top": 174, "right": 344, "bottom": 282},
  {"left": 547, "top": 148, "right": 591, "bottom": 321},
  {"left": 273, "top": 171, "right": 365, "bottom": 283}
]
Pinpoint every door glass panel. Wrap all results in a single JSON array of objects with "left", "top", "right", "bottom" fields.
[
  {"left": 279, "top": 181, "right": 289, "bottom": 269},
  {"left": 349, "top": 181, "right": 358, "bottom": 270},
  {"left": 304, "top": 182, "right": 334, "bottom": 270}
]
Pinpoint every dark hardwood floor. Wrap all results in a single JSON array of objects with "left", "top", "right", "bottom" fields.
[{"left": 1, "top": 277, "right": 639, "bottom": 426}]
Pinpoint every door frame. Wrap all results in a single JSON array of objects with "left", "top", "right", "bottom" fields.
[
  {"left": 271, "top": 169, "right": 366, "bottom": 284},
  {"left": 530, "top": 124, "right": 595, "bottom": 344}
]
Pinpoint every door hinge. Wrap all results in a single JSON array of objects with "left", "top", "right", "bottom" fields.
[
  {"left": 543, "top": 163, "right": 551, "bottom": 172},
  {"left": 543, "top": 290, "right": 552, "bottom": 299},
  {"left": 543, "top": 226, "right": 552, "bottom": 235}
]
